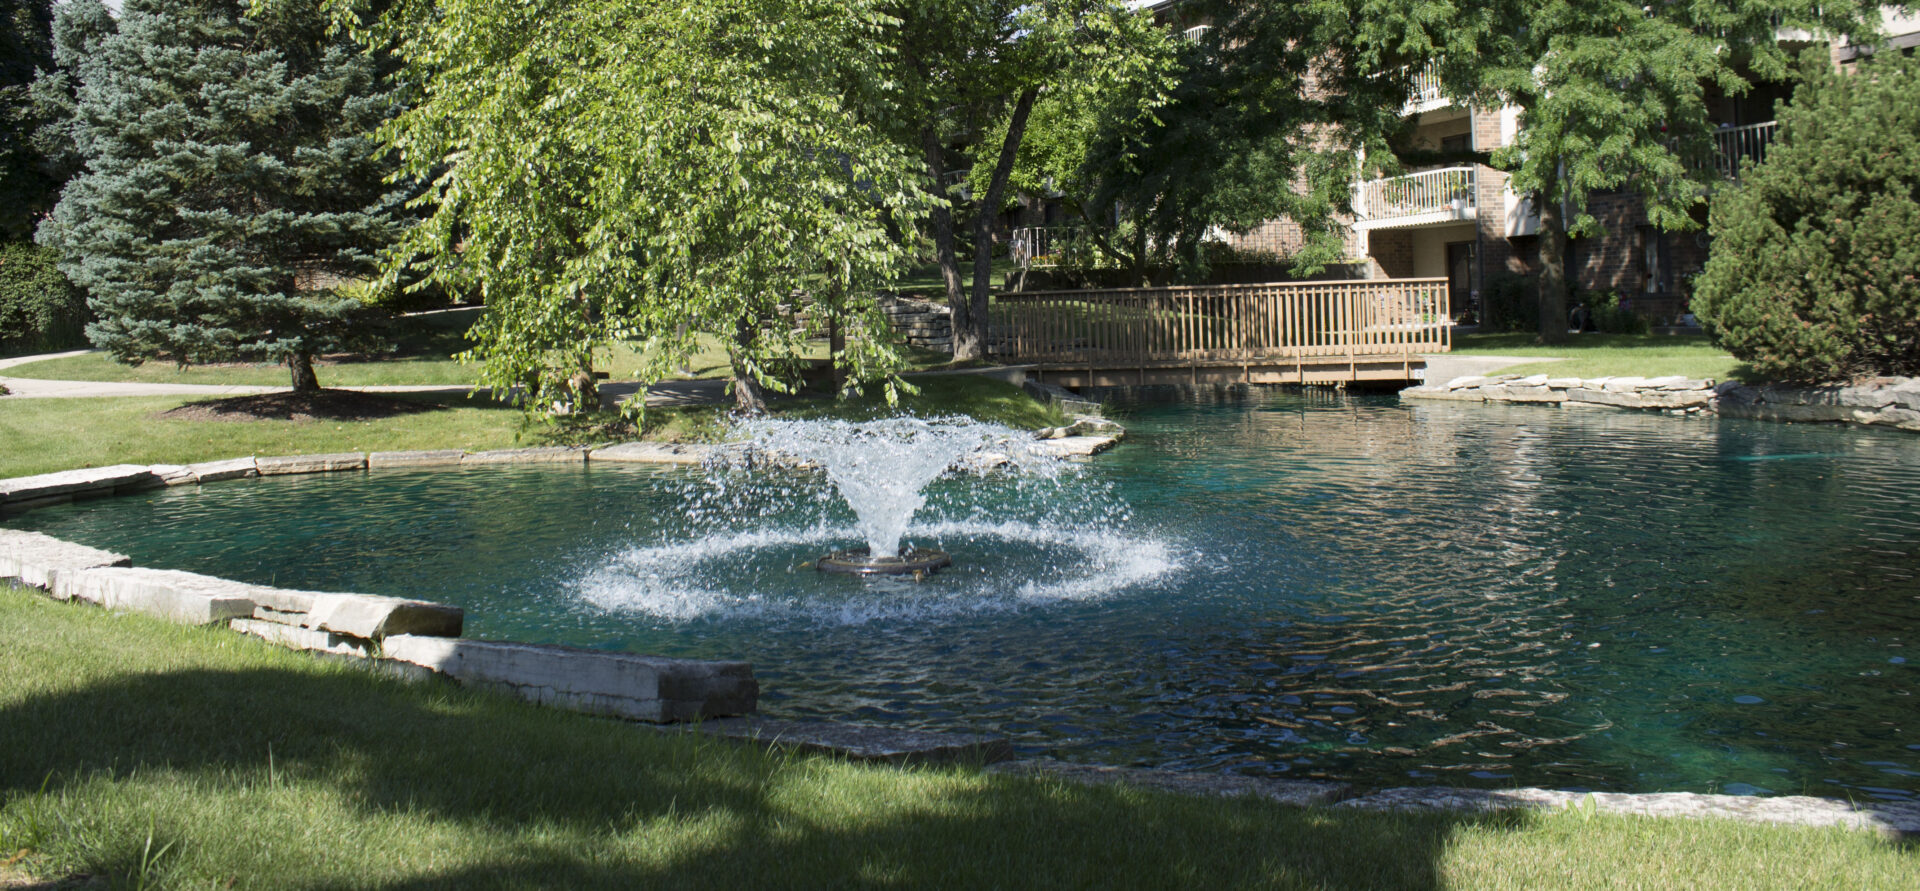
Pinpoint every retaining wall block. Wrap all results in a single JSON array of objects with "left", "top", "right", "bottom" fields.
[
  {"left": 1502, "top": 386, "right": 1567, "bottom": 404},
  {"left": 189, "top": 457, "right": 258, "bottom": 482},
  {"left": 1567, "top": 388, "right": 1712, "bottom": 410},
  {"left": 0, "top": 464, "right": 160, "bottom": 505},
  {"left": 256, "top": 453, "right": 367, "bottom": 476},
  {"left": 302, "top": 592, "right": 463, "bottom": 639},
  {"left": 148, "top": 464, "right": 198, "bottom": 487},
  {"left": 49, "top": 567, "right": 258, "bottom": 625},
  {"left": 461, "top": 447, "right": 586, "bottom": 465},
  {"left": 588, "top": 442, "right": 715, "bottom": 465},
  {"left": 231, "top": 617, "right": 376, "bottom": 658},
  {"left": 1715, "top": 401, "right": 1853, "bottom": 423},
  {"left": 0, "top": 530, "right": 132, "bottom": 590},
  {"left": 369, "top": 450, "right": 469, "bottom": 468},
  {"left": 382, "top": 635, "right": 757, "bottom": 723}
]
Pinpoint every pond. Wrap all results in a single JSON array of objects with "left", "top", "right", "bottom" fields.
[{"left": 12, "top": 390, "right": 1918, "bottom": 800}]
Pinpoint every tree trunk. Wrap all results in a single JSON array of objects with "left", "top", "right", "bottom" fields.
[
  {"left": 921, "top": 128, "right": 965, "bottom": 357},
  {"left": 288, "top": 352, "right": 319, "bottom": 392},
  {"left": 729, "top": 313, "right": 768, "bottom": 414},
  {"left": 963, "top": 87, "right": 1039, "bottom": 362},
  {"left": 1536, "top": 186, "right": 1570, "bottom": 346}
]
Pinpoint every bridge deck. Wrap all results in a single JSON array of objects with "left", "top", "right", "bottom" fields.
[{"left": 988, "top": 278, "right": 1450, "bottom": 386}]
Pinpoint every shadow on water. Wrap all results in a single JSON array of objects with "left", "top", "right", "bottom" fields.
[{"left": 0, "top": 662, "right": 1536, "bottom": 889}]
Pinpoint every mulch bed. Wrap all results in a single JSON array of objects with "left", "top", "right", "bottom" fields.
[{"left": 157, "top": 390, "right": 445, "bottom": 423}]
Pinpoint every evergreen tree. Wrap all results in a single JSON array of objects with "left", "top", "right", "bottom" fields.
[
  {"left": 1692, "top": 52, "right": 1920, "bottom": 380},
  {"left": 35, "top": 0, "right": 409, "bottom": 390},
  {"left": 0, "top": 0, "right": 58, "bottom": 239}
]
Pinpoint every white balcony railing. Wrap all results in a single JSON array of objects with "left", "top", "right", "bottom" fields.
[
  {"left": 1011, "top": 226, "right": 1079, "bottom": 269},
  {"left": 1353, "top": 166, "right": 1477, "bottom": 228},
  {"left": 1710, "top": 121, "right": 1779, "bottom": 182},
  {"left": 1405, "top": 65, "right": 1446, "bottom": 112}
]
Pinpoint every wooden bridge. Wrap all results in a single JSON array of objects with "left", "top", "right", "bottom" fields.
[{"left": 988, "top": 278, "right": 1451, "bottom": 388}]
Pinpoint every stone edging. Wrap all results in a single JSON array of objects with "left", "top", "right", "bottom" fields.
[{"left": 1403, "top": 373, "right": 1920, "bottom": 432}]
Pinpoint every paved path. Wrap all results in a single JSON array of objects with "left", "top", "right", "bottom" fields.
[
  {"left": 1419, "top": 353, "right": 1561, "bottom": 385},
  {"left": 0, "top": 350, "right": 731, "bottom": 407}
]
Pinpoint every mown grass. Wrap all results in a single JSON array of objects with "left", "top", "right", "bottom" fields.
[
  {"left": 1451, "top": 332, "right": 1756, "bottom": 382},
  {"left": 1, "top": 585, "right": 1913, "bottom": 889},
  {"left": 0, "top": 376, "right": 1060, "bottom": 479},
  {"left": 0, "top": 393, "right": 529, "bottom": 479}
]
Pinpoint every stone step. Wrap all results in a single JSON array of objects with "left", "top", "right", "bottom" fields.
[
  {"left": 0, "top": 530, "right": 132, "bottom": 588},
  {"left": 1336, "top": 786, "right": 1920, "bottom": 837},
  {"left": 49, "top": 566, "right": 257, "bottom": 625},
  {"left": 382, "top": 635, "right": 757, "bottom": 723}
]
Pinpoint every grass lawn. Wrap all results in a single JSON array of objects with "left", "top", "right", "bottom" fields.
[
  {"left": 0, "top": 376, "right": 1060, "bottom": 480},
  {"left": 1450, "top": 332, "right": 1756, "bottom": 382},
  {"left": 1, "top": 585, "right": 1913, "bottom": 889},
  {"left": 4, "top": 334, "right": 957, "bottom": 389},
  {"left": 890, "top": 259, "right": 1019, "bottom": 298}
]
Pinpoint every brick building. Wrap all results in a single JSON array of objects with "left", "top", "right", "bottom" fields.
[{"left": 1148, "top": 4, "right": 1920, "bottom": 323}]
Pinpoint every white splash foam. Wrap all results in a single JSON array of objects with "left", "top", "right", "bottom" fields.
[{"left": 574, "top": 520, "right": 1179, "bottom": 625}]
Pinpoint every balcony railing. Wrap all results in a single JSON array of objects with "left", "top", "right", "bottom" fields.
[
  {"left": 1709, "top": 121, "right": 1778, "bottom": 182},
  {"left": 1011, "top": 226, "right": 1080, "bottom": 269},
  {"left": 1405, "top": 65, "right": 1446, "bottom": 112},
  {"left": 1353, "top": 166, "right": 1477, "bottom": 228}
]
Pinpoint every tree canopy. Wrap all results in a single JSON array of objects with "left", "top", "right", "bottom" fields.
[
  {"left": 0, "top": 0, "right": 59, "bottom": 240},
  {"left": 348, "top": 0, "right": 932, "bottom": 412},
  {"left": 36, "top": 0, "right": 410, "bottom": 390},
  {"left": 1358, "top": 0, "right": 1883, "bottom": 342},
  {"left": 1003, "top": 0, "right": 1412, "bottom": 285}
]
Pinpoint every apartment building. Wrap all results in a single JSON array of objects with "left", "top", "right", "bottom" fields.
[{"left": 1187, "top": 7, "right": 1920, "bottom": 322}]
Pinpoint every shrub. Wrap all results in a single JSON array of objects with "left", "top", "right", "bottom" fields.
[
  {"left": 1581, "top": 289, "right": 1650, "bottom": 335},
  {"left": 0, "top": 241, "right": 88, "bottom": 355},
  {"left": 1692, "top": 52, "right": 1920, "bottom": 380},
  {"left": 1480, "top": 273, "right": 1539, "bottom": 333}
]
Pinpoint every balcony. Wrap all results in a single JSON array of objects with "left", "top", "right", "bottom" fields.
[
  {"left": 1708, "top": 121, "right": 1778, "bottom": 182},
  {"left": 1352, "top": 166, "right": 1477, "bottom": 231},
  {"left": 1404, "top": 65, "right": 1448, "bottom": 114}
]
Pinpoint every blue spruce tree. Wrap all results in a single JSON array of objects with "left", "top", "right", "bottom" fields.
[{"left": 35, "top": 0, "right": 408, "bottom": 391}]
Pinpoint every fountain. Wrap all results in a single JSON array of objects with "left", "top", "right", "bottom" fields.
[{"left": 731, "top": 417, "right": 1052, "bottom": 576}]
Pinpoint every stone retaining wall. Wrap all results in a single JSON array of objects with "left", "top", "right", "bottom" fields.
[
  {"left": 876, "top": 294, "right": 954, "bottom": 352},
  {"left": 0, "top": 443, "right": 763, "bottom": 726},
  {"left": 1403, "top": 373, "right": 1920, "bottom": 433}
]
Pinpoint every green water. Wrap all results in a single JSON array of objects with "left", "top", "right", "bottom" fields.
[{"left": 12, "top": 391, "right": 1918, "bottom": 799}]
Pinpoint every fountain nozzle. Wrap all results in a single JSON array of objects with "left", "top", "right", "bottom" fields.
[{"left": 816, "top": 546, "right": 952, "bottom": 577}]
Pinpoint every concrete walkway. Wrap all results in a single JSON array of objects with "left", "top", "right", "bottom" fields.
[
  {"left": 1419, "top": 353, "right": 1561, "bottom": 385},
  {"left": 0, "top": 350, "right": 731, "bottom": 407}
]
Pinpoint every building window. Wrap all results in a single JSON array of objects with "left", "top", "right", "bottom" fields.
[{"left": 1638, "top": 227, "right": 1669, "bottom": 294}]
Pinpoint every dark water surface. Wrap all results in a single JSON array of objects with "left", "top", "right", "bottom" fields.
[{"left": 13, "top": 391, "right": 1919, "bottom": 799}]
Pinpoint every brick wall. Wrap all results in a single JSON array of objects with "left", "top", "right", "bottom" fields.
[{"left": 1365, "top": 229, "right": 1415, "bottom": 278}]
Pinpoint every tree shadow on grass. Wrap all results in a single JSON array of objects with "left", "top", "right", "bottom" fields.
[{"left": 0, "top": 661, "right": 1527, "bottom": 889}]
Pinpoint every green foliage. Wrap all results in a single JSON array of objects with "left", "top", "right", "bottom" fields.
[
  {"left": 1692, "top": 52, "right": 1920, "bottom": 381},
  {"left": 353, "top": 0, "right": 930, "bottom": 413},
  {"left": 1481, "top": 274, "right": 1540, "bottom": 334},
  {"left": 1011, "top": 0, "right": 1408, "bottom": 284},
  {"left": 1579, "top": 290, "right": 1650, "bottom": 336},
  {"left": 0, "top": 0, "right": 59, "bottom": 240},
  {"left": 0, "top": 241, "right": 87, "bottom": 354},
  {"left": 33, "top": 0, "right": 410, "bottom": 391},
  {"left": 1360, "top": 0, "right": 1881, "bottom": 341}
]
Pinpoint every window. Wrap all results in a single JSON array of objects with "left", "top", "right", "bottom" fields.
[{"left": 1638, "top": 227, "right": 1669, "bottom": 294}]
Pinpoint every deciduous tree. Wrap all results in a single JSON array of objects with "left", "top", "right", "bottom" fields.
[
  {"left": 1360, "top": 0, "right": 1881, "bottom": 342},
  {"left": 351, "top": 0, "right": 930, "bottom": 413}
]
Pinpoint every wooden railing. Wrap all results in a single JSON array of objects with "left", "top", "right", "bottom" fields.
[
  {"left": 989, "top": 279, "right": 1451, "bottom": 364},
  {"left": 1710, "top": 121, "right": 1778, "bottom": 182}
]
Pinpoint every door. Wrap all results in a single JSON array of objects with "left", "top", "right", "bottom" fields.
[{"left": 1445, "top": 241, "right": 1475, "bottom": 319}]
